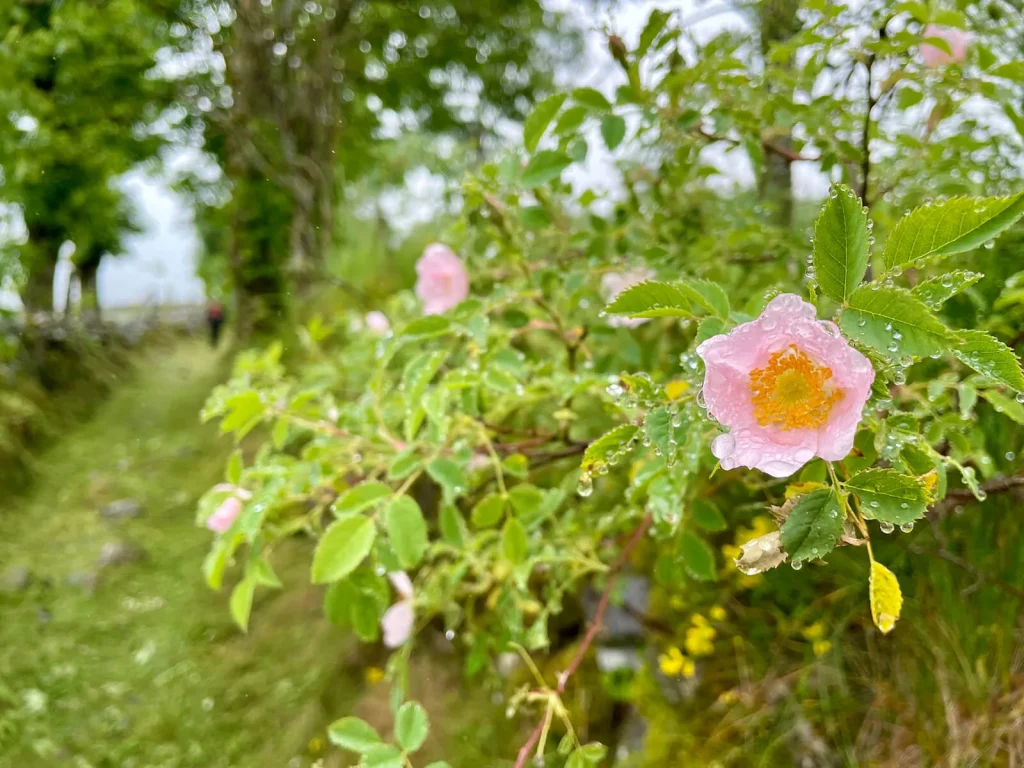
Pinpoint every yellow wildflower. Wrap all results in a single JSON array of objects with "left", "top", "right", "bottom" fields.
[
  {"left": 685, "top": 623, "right": 716, "bottom": 657},
  {"left": 658, "top": 646, "right": 685, "bottom": 676},
  {"left": 681, "top": 657, "right": 696, "bottom": 678},
  {"left": 801, "top": 622, "right": 825, "bottom": 641},
  {"left": 709, "top": 606, "right": 727, "bottom": 621},
  {"left": 665, "top": 380, "right": 689, "bottom": 400},
  {"left": 365, "top": 667, "right": 385, "bottom": 684},
  {"left": 812, "top": 640, "right": 832, "bottom": 658},
  {"left": 717, "top": 689, "right": 738, "bottom": 705}
]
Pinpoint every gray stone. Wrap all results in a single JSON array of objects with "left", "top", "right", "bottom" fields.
[
  {"left": 97, "top": 540, "right": 147, "bottom": 568},
  {"left": 99, "top": 499, "right": 143, "bottom": 520},
  {"left": 582, "top": 574, "right": 649, "bottom": 642},
  {"left": 1, "top": 565, "right": 31, "bottom": 592}
]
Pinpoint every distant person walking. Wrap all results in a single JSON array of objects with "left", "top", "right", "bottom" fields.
[{"left": 206, "top": 299, "right": 225, "bottom": 347}]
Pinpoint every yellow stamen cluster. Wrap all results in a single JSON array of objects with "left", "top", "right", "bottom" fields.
[{"left": 749, "top": 346, "right": 842, "bottom": 430}]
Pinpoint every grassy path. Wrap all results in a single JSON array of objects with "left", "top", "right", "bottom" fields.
[{"left": 0, "top": 338, "right": 516, "bottom": 768}]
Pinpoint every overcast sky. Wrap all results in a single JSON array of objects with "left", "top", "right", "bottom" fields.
[{"left": 8, "top": 0, "right": 825, "bottom": 310}]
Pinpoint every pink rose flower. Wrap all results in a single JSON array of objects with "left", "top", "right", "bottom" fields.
[
  {"left": 381, "top": 571, "right": 415, "bottom": 648},
  {"left": 696, "top": 293, "right": 874, "bottom": 478},
  {"left": 364, "top": 311, "right": 390, "bottom": 335},
  {"left": 206, "top": 496, "right": 243, "bottom": 533},
  {"left": 920, "top": 24, "right": 969, "bottom": 67},
  {"left": 601, "top": 268, "right": 657, "bottom": 329},
  {"left": 415, "top": 244, "right": 469, "bottom": 315}
]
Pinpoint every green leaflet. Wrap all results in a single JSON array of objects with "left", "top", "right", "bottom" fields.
[
  {"left": 812, "top": 184, "right": 870, "bottom": 304},
  {"left": 883, "top": 192, "right": 1024, "bottom": 269}
]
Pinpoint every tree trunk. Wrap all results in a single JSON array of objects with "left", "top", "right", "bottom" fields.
[
  {"left": 21, "top": 252, "right": 57, "bottom": 315},
  {"left": 758, "top": 0, "right": 801, "bottom": 228},
  {"left": 80, "top": 260, "right": 101, "bottom": 323}
]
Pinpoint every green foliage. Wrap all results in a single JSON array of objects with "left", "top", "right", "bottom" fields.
[{"left": 193, "top": 1, "right": 1024, "bottom": 764}]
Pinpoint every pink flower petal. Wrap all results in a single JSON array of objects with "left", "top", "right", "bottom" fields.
[
  {"left": 921, "top": 24, "right": 969, "bottom": 67},
  {"left": 388, "top": 571, "right": 414, "bottom": 600},
  {"left": 206, "top": 496, "right": 243, "bottom": 533},
  {"left": 415, "top": 243, "right": 469, "bottom": 315},
  {"left": 697, "top": 293, "right": 874, "bottom": 477},
  {"left": 364, "top": 311, "right": 390, "bottom": 335},
  {"left": 381, "top": 600, "right": 415, "bottom": 648}
]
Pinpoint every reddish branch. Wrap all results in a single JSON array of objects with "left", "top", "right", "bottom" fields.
[
  {"left": 693, "top": 127, "right": 820, "bottom": 163},
  {"left": 511, "top": 512, "right": 654, "bottom": 768}
]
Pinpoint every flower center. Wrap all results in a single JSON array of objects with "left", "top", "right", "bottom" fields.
[{"left": 749, "top": 346, "right": 842, "bottom": 430}]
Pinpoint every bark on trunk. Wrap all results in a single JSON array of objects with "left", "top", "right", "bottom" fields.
[{"left": 22, "top": 253, "right": 57, "bottom": 315}]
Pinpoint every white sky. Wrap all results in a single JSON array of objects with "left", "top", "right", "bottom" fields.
[{"left": 5, "top": 0, "right": 823, "bottom": 310}]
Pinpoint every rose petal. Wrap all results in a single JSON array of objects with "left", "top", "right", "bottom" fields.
[{"left": 381, "top": 600, "right": 415, "bottom": 648}]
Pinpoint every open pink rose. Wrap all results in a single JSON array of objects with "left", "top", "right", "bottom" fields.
[
  {"left": 601, "top": 268, "right": 656, "bottom": 328},
  {"left": 381, "top": 571, "right": 415, "bottom": 648},
  {"left": 920, "top": 24, "right": 969, "bottom": 67},
  {"left": 415, "top": 244, "right": 469, "bottom": 315},
  {"left": 364, "top": 311, "right": 390, "bottom": 335},
  {"left": 696, "top": 294, "right": 874, "bottom": 478}
]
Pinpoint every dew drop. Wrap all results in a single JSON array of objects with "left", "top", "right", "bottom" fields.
[
  {"left": 899, "top": 522, "right": 914, "bottom": 533},
  {"left": 791, "top": 561, "right": 804, "bottom": 571},
  {"left": 879, "top": 521, "right": 895, "bottom": 534}
]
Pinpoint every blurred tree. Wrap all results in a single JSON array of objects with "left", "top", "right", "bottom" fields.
[
  {"left": 71, "top": 186, "right": 142, "bottom": 321},
  {"left": 186, "top": 0, "right": 580, "bottom": 338},
  {"left": 0, "top": 0, "right": 185, "bottom": 314}
]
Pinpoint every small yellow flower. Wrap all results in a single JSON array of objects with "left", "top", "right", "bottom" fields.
[
  {"left": 658, "top": 646, "right": 685, "bottom": 676},
  {"left": 717, "top": 689, "right": 738, "bottom": 705},
  {"left": 801, "top": 622, "right": 825, "bottom": 641},
  {"left": 308, "top": 737, "right": 324, "bottom": 754},
  {"left": 365, "top": 667, "right": 385, "bottom": 684},
  {"left": 685, "top": 623, "right": 717, "bottom": 657},
  {"left": 681, "top": 657, "right": 696, "bottom": 678},
  {"left": 665, "top": 380, "right": 689, "bottom": 400},
  {"left": 669, "top": 594, "right": 686, "bottom": 610},
  {"left": 691, "top": 613, "right": 709, "bottom": 628},
  {"left": 812, "top": 640, "right": 832, "bottom": 658},
  {"left": 709, "top": 606, "right": 727, "bottom": 621}
]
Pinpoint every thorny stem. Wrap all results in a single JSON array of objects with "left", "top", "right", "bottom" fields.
[{"left": 511, "top": 512, "right": 654, "bottom": 768}]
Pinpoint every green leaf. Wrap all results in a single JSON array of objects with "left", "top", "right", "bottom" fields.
[
  {"left": 439, "top": 504, "right": 466, "bottom": 546},
  {"left": 328, "top": 717, "right": 382, "bottom": 753},
  {"left": 523, "top": 93, "right": 567, "bottom": 153},
  {"left": 883, "top": 192, "right": 1024, "bottom": 269},
  {"left": 695, "top": 316, "right": 727, "bottom": 345},
  {"left": 226, "top": 449, "right": 243, "bottom": 484},
  {"left": 846, "top": 468, "right": 930, "bottom": 524},
  {"left": 812, "top": 184, "right": 870, "bottom": 303},
  {"left": 838, "top": 285, "right": 950, "bottom": 357},
  {"left": 991, "top": 62, "right": 1024, "bottom": 82},
  {"left": 483, "top": 367, "right": 521, "bottom": 394},
  {"left": 402, "top": 350, "right": 448, "bottom": 411},
  {"left": 502, "top": 517, "right": 528, "bottom": 564},
  {"left": 472, "top": 493, "right": 507, "bottom": 528},
  {"left": 311, "top": 516, "right": 377, "bottom": 584},
  {"left": 220, "top": 391, "right": 265, "bottom": 437},
  {"left": 426, "top": 457, "right": 468, "bottom": 498},
  {"left": 395, "top": 701, "right": 429, "bottom": 752},
  {"left": 676, "top": 278, "right": 730, "bottom": 319},
  {"left": 679, "top": 531, "right": 716, "bottom": 581},
  {"left": 400, "top": 315, "right": 452, "bottom": 340},
  {"left": 229, "top": 577, "right": 255, "bottom": 632},
  {"left": 363, "top": 744, "right": 404, "bottom": 768},
  {"left": 388, "top": 449, "right": 422, "bottom": 480},
  {"left": 604, "top": 281, "right": 692, "bottom": 318},
  {"left": 555, "top": 105, "right": 588, "bottom": 134},
  {"left": 637, "top": 8, "right": 672, "bottom": 56},
  {"left": 952, "top": 330, "right": 1024, "bottom": 392},
  {"left": 644, "top": 407, "right": 676, "bottom": 464},
  {"left": 780, "top": 489, "right": 844, "bottom": 564},
  {"left": 910, "top": 269, "right": 983, "bottom": 307},
  {"left": 980, "top": 390, "right": 1024, "bottom": 425},
  {"left": 385, "top": 496, "right": 428, "bottom": 569},
  {"left": 507, "top": 484, "right": 543, "bottom": 516},
  {"left": 690, "top": 498, "right": 727, "bottom": 532},
  {"left": 573, "top": 87, "right": 611, "bottom": 110},
  {"left": 334, "top": 482, "right": 393, "bottom": 516},
  {"left": 248, "top": 556, "right": 282, "bottom": 588},
  {"left": 581, "top": 424, "right": 639, "bottom": 473},
  {"left": 600, "top": 114, "right": 626, "bottom": 150},
  {"left": 522, "top": 150, "right": 572, "bottom": 187}
]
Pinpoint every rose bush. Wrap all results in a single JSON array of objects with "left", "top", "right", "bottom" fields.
[{"left": 197, "top": 3, "right": 1024, "bottom": 765}]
